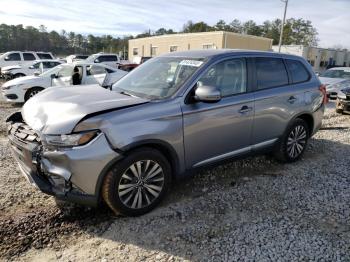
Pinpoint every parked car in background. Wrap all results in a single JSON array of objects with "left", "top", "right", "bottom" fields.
[
  {"left": 1, "top": 60, "right": 62, "bottom": 80},
  {"left": 119, "top": 57, "right": 153, "bottom": 72},
  {"left": 66, "top": 54, "right": 89, "bottom": 64},
  {"left": 0, "top": 51, "right": 55, "bottom": 74},
  {"left": 6, "top": 50, "right": 326, "bottom": 216},
  {"left": 1, "top": 62, "right": 127, "bottom": 103},
  {"left": 86, "top": 53, "right": 120, "bottom": 68},
  {"left": 318, "top": 67, "right": 350, "bottom": 99},
  {"left": 335, "top": 80, "right": 350, "bottom": 114}
]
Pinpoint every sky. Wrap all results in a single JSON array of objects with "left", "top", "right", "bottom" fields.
[{"left": 0, "top": 0, "right": 349, "bottom": 48}]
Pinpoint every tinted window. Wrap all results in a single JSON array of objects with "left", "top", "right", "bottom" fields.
[
  {"left": 23, "top": 53, "right": 36, "bottom": 61},
  {"left": 31, "top": 62, "right": 41, "bottom": 69},
  {"left": 255, "top": 58, "right": 288, "bottom": 90},
  {"left": 37, "top": 53, "right": 53, "bottom": 59},
  {"left": 198, "top": 58, "right": 246, "bottom": 97},
  {"left": 99, "top": 55, "right": 118, "bottom": 62},
  {"left": 286, "top": 59, "right": 310, "bottom": 84},
  {"left": 43, "top": 61, "right": 60, "bottom": 68},
  {"left": 320, "top": 69, "right": 350, "bottom": 79},
  {"left": 5, "top": 53, "right": 21, "bottom": 61}
]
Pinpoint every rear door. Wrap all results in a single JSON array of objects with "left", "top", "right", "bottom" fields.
[
  {"left": 251, "top": 57, "right": 308, "bottom": 146},
  {"left": 182, "top": 57, "right": 255, "bottom": 168}
]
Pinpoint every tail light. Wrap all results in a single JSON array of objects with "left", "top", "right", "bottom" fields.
[{"left": 319, "top": 84, "right": 328, "bottom": 104}]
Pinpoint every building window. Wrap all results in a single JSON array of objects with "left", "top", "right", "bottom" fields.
[
  {"left": 169, "top": 46, "right": 178, "bottom": 52},
  {"left": 151, "top": 46, "right": 158, "bottom": 56},
  {"left": 202, "top": 44, "right": 215, "bottom": 50},
  {"left": 133, "top": 48, "right": 138, "bottom": 56}
]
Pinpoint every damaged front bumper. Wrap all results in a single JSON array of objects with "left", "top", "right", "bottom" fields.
[{"left": 7, "top": 112, "right": 121, "bottom": 206}]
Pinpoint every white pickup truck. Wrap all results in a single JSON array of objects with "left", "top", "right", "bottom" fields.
[{"left": 1, "top": 62, "right": 127, "bottom": 103}]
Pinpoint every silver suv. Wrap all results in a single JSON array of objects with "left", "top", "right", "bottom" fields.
[{"left": 7, "top": 50, "right": 326, "bottom": 216}]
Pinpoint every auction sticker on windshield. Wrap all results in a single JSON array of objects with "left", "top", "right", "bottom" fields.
[{"left": 179, "top": 60, "right": 203, "bottom": 67}]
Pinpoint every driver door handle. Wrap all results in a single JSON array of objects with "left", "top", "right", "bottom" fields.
[{"left": 239, "top": 105, "right": 253, "bottom": 114}]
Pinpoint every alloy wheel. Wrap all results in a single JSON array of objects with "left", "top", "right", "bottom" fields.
[
  {"left": 118, "top": 160, "right": 164, "bottom": 209},
  {"left": 287, "top": 125, "right": 307, "bottom": 158}
]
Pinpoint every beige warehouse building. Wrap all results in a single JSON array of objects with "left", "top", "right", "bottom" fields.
[{"left": 128, "top": 31, "right": 273, "bottom": 62}]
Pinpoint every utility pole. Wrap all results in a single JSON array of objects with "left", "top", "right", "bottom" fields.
[{"left": 278, "top": 0, "right": 289, "bottom": 52}]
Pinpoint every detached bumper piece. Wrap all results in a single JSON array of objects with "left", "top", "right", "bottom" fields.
[{"left": 7, "top": 113, "right": 98, "bottom": 206}]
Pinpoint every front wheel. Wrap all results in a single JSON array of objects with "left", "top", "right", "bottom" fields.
[
  {"left": 24, "top": 87, "right": 44, "bottom": 102},
  {"left": 274, "top": 118, "right": 309, "bottom": 163},
  {"left": 102, "top": 148, "right": 171, "bottom": 216}
]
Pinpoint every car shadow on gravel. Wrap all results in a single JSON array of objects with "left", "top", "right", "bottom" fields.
[{"left": 1, "top": 137, "right": 349, "bottom": 260}]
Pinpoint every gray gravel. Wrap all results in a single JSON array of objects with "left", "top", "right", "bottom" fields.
[{"left": 0, "top": 100, "right": 349, "bottom": 261}]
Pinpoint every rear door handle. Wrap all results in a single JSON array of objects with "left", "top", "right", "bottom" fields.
[
  {"left": 288, "top": 96, "right": 297, "bottom": 103},
  {"left": 239, "top": 105, "right": 253, "bottom": 113}
]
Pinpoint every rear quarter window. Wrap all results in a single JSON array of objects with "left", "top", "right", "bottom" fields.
[
  {"left": 286, "top": 59, "right": 310, "bottom": 84},
  {"left": 37, "top": 53, "right": 53, "bottom": 59},
  {"left": 255, "top": 57, "right": 288, "bottom": 90}
]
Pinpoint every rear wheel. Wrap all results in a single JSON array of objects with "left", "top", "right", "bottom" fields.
[
  {"left": 102, "top": 148, "right": 171, "bottom": 216},
  {"left": 274, "top": 118, "right": 309, "bottom": 163},
  {"left": 24, "top": 87, "right": 44, "bottom": 102}
]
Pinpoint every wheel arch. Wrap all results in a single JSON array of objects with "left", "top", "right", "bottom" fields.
[
  {"left": 293, "top": 112, "right": 314, "bottom": 136},
  {"left": 24, "top": 86, "right": 45, "bottom": 101},
  {"left": 94, "top": 139, "right": 181, "bottom": 203}
]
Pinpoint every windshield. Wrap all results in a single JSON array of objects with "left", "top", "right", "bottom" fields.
[
  {"left": 112, "top": 56, "right": 205, "bottom": 99},
  {"left": 320, "top": 69, "right": 350, "bottom": 79},
  {"left": 40, "top": 64, "right": 73, "bottom": 77}
]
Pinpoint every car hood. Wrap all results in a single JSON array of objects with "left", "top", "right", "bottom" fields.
[
  {"left": 2, "top": 75, "right": 40, "bottom": 87},
  {"left": 22, "top": 84, "right": 149, "bottom": 134},
  {"left": 319, "top": 77, "right": 345, "bottom": 86}
]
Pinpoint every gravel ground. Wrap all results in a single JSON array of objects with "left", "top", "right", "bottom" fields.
[{"left": 0, "top": 96, "right": 349, "bottom": 261}]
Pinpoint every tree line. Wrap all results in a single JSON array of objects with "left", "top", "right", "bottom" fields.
[{"left": 0, "top": 18, "right": 318, "bottom": 57}]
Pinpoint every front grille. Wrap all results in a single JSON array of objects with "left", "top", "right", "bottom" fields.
[{"left": 8, "top": 122, "right": 41, "bottom": 144}]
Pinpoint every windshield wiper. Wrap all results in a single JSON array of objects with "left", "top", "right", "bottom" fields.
[{"left": 119, "top": 91, "right": 138, "bottom": 97}]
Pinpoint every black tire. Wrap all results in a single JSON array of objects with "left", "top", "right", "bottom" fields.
[
  {"left": 13, "top": 73, "right": 25, "bottom": 79},
  {"left": 102, "top": 147, "right": 171, "bottom": 216},
  {"left": 24, "top": 87, "right": 44, "bottom": 102},
  {"left": 274, "top": 118, "right": 309, "bottom": 163}
]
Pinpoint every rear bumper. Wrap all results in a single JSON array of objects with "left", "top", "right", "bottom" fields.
[{"left": 7, "top": 112, "right": 121, "bottom": 206}]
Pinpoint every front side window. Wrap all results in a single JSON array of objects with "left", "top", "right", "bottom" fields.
[
  {"left": 57, "top": 65, "right": 73, "bottom": 77},
  {"left": 112, "top": 56, "right": 204, "bottom": 99},
  {"left": 5, "top": 53, "right": 21, "bottom": 61},
  {"left": 286, "top": 59, "right": 310, "bottom": 84},
  {"left": 31, "top": 62, "right": 41, "bottom": 69},
  {"left": 43, "top": 61, "right": 60, "bottom": 68},
  {"left": 87, "top": 65, "right": 106, "bottom": 75},
  {"left": 23, "top": 53, "right": 36, "bottom": 61},
  {"left": 255, "top": 58, "right": 288, "bottom": 90},
  {"left": 198, "top": 58, "right": 247, "bottom": 97}
]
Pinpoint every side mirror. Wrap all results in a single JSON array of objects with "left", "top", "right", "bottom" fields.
[
  {"left": 4, "top": 56, "right": 9, "bottom": 61},
  {"left": 194, "top": 85, "right": 221, "bottom": 103},
  {"left": 29, "top": 65, "right": 34, "bottom": 69},
  {"left": 50, "top": 73, "right": 57, "bottom": 79},
  {"left": 315, "top": 72, "right": 320, "bottom": 76},
  {"left": 34, "top": 72, "right": 40, "bottom": 76},
  {"left": 94, "top": 59, "right": 100, "bottom": 63}
]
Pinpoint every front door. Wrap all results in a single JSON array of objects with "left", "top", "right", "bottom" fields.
[{"left": 181, "top": 58, "right": 254, "bottom": 168}]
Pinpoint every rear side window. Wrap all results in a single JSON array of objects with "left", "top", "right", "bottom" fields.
[
  {"left": 286, "top": 59, "right": 310, "bottom": 84},
  {"left": 99, "top": 55, "right": 118, "bottom": 62},
  {"left": 43, "top": 61, "right": 60, "bottom": 68},
  {"left": 5, "top": 53, "right": 21, "bottom": 61},
  {"left": 255, "top": 58, "right": 288, "bottom": 90},
  {"left": 23, "top": 53, "right": 36, "bottom": 61},
  {"left": 37, "top": 53, "right": 53, "bottom": 59}
]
